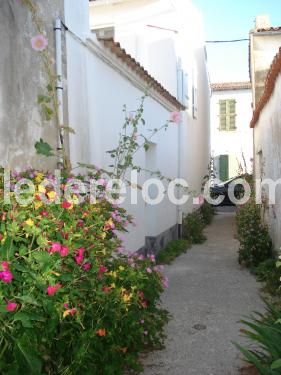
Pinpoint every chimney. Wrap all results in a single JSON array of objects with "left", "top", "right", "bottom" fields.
[{"left": 255, "top": 14, "right": 270, "bottom": 30}]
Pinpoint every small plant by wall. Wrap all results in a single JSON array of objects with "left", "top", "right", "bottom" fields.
[
  {"left": 236, "top": 200, "right": 272, "bottom": 267},
  {"left": 236, "top": 301, "right": 281, "bottom": 374},
  {"left": 156, "top": 240, "right": 190, "bottom": 265}
]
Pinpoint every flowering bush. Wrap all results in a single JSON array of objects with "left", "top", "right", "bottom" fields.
[
  {"left": 182, "top": 209, "right": 206, "bottom": 244},
  {"left": 236, "top": 200, "right": 272, "bottom": 267},
  {"left": 0, "top": 169, "right": 169, "bottom": 374}
]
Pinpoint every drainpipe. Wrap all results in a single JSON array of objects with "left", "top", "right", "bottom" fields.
[
  {"left": 54, "top": 18, "right": 64, "bottom": 167},
  {"left": 177, "top": 60, "right": 183, "bottom": 238}
]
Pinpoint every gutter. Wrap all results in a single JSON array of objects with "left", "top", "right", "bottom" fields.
[{"left": 54, "top": 18, "right": 64, "bottom": 166}]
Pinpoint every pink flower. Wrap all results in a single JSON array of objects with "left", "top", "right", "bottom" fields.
[
  {"left": 31, "top": 35, "right": 48, "bottom": 51},
  {"left": 47, "top": 283, "right": 62, "bottom": 296},
  {"left": 49, "top": 242, "right": 61, "bottom": 253},
  {"left": 170, "top": 111, "right": 181, "bottom": 124},
  {"left": 98, "top": 266, "right": 108, "bottom": 277},
  {"left": 140, "top": 319, "right": 145, "bottom": 324},
  {"left": 162, "top": 276, "right": 169, "bottom": 289},
  {"left": 59, "top": 246, "right": 69, "bottom": 257},
  {"left": 74, "top": 248, "right": 85, "bottom": 265},
  {"left": 82, "top": 262, "right": 91, "bottom": 271},
  {"left": 146, "top": 267, "right": 152, "bottom": 274},
  {"left": 97, "top": 178, "right": 108, "bottom": 187},
  {"left": 6, "top": 301, "right": 17, "bottom": 312},
  {"left": 0, "top": 270, "right": 13, "bottom": 283},
  {"left": 1, "top": 262, "right": 10, "bottom": 271}
]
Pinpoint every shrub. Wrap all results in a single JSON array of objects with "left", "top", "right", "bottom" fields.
[
  {"left": 156, "top": 240, "right": 190, "bottom": 265},
  {"left": 200, "top": 201, "right": 215, "bottom": 226},
  {"left": 236, "top": 201, "right": 272, "bottom": 267},
  {"left": 183, "top": 210, "right": 206, "bottom": 244},
  {"left": 0, "top": 169, "right": 169, "bottom": 374},
  {"left": 255, "top": 259, "right": 281, "bottom": 296},
  {"left": 236, "top": 301, "right": 281, "bottom": 375}
]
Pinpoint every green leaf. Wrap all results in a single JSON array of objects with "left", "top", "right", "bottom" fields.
[
  {"left": 14, "top": 311, "right": 45, "bottom": 327},
  {"left": 35, "top": 138, "right": 54, "bottom": 157},
  {"left": 37, "top": 95, "right": 51, "bottom": 104},
  {"left": 15, "top": 334, "right": 42, "bottom": 374},
  {"left": 271, "top": 359, "right": 281, "bottom": 369}
]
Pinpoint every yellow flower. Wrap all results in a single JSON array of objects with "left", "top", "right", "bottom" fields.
[
  {"left": 119, "top": 266, "right": 125, "bottom": 271},
  {"left": 34, "top": 201, "right": 43, "bottom": 210},
  {"left": 100, "top": 232, "right": 106, "bottom": 239},
  {"left": 25, "top": 219, "right": 34, "bottom": 227},
  {"left": 38, "top": 185, "right": 46, "bottom": 194},
  {"left": 122, "top": 293, "right": 133, "bottom": 304},
  {"left": 47, "top": 191, "right": 56, "bottom": 200},
  {"left": 35, "top": 173, "right": 44, "bottom": 183},
  {"left": 71, "top": 195, "right": 79, "bottom": 205},
  {"left": 110, "top": 283, "right": 116, "bottom": 289}
]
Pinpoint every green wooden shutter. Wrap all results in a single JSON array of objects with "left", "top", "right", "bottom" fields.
[
  {"left": 219, "top": 154, "right": 229, "bottom": 181},
  {"left": 228, "top": 99, "right": 236, "bottom": 130},
  {"left": 219, "top": 100, "right": 227, "bottom": 130},
  {"left": 219, "top": 99, "right": 236, "bottom": 130}
]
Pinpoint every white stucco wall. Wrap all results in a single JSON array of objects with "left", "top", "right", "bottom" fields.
[
  {"left": 250, "top": 31, "right": 281, "bottom": 108},
  {"left": 254, "top": 73, "right": 281, "bottom": 249},
  {"left": 65, "top": 0, "right": 186, "bottom": 251},
  {"left": 90, "top": 0, "right": 211, "bottom": 210},
  {"left": 211, "top": 88, "right": 253, "bottom": 179}
]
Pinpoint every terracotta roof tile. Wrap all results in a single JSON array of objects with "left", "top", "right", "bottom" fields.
[
  {"left": 250, "top": 47, "right": 281, "bottom": 128},
  {"left": 98, "top": 37, "right": 185, "bottom": 110},
  {"left": 256, "top": 26, "right": 281, "bottom": 32},
  {"left": 211, "top": 82, "right": 252, "bottom": 91}
]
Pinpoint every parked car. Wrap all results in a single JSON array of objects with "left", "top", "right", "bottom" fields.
[{"left": 210, "top": 176, "right": 245, "bottom": 206}]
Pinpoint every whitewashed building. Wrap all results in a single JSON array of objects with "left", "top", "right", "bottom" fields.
[
  {"left": 0, "top": 0, "right": 211, "bottom": 253},
  {"left": 250, "top": 16, "right": 281, "bottom": 249},
  {"left": 210, "top": 82, "right": 253, "bottom": 181}
]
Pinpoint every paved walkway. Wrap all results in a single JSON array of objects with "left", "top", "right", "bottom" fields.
[{"left": 142, "top": 211, "right": 264, "bottom": 375}]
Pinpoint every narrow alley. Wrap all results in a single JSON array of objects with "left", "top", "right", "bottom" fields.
[{"left": 142, "top": 209, "right": 264, "bottom": 375}]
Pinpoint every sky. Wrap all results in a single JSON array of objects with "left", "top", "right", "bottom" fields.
[{"left": 192, "top": 0, "right": 281, "bottom": 83}]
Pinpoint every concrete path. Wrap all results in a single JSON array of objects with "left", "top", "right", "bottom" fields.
[{"left": 141, "top": 211, "right": 264, "bottom": 375}]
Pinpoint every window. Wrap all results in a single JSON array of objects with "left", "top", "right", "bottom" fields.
[{"left": 219, "top": 99, "right": 236, "bottom": 131}]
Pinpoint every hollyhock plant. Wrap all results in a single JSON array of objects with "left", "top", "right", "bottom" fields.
[{"left": 31, "top": 34, "right": 48, "bottom": 51}]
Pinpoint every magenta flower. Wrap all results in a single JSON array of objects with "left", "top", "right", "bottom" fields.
[
  {"left": 6, "top": 301, "right": 17, "bottom": 312},
  {"left": 31, "top": 35, "right": 48, "bottom": 51},
  {"left": 169, "top": 111, "right": 181, "bottom": 124},
  {"left": 60, "top": 246, "right": 69, "bottom": 257},
  {"left": 74, "top": 248, "right": 85, "bottom": 265},
  {"left": 82, "top": 262, "right": 91, "bottom": 271},
  {"left": 0, "top": 270, "right": 13, "bottom": 283},
  {"left": 47, "top": 283, "right": 62, "bottom": 296},
  {"left": 49, "top": 242, "right": 61, "bottom": 253},
  {"left": 98, "top": 265, "right": 108, "bottom": 277}
]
